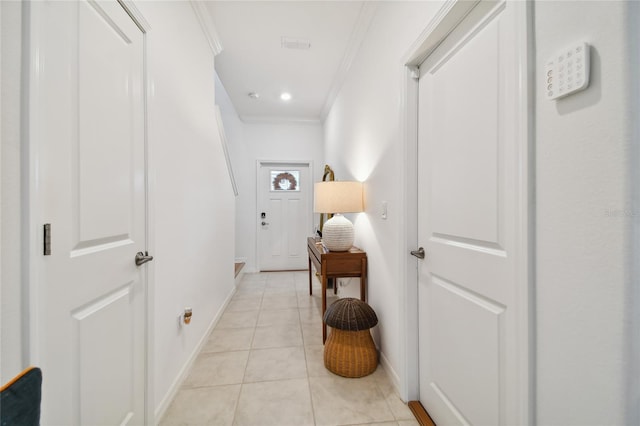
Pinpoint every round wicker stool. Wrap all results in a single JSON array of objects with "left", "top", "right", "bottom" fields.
[{"left": 323, "top": 298, "right": 378, "bottom": 378}]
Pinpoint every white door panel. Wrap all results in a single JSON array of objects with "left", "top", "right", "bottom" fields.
[
  {"left": 417, "top": 1, "right": 528, "bottom": 424},
  {"left": 258, "top": 163, "right": 311, "bottom": 271},
  {"left": 422, "top": 277, "right": 504, "bottom": 425},
  {"left": 268, "top": 198, "right": 284, "bottom": 257},
  {"left": 77, "top": 0, "right": 141, "bottom": 245},
  {"left": 32, "top": 1, "right": 147, "bottom": 424},
  {"left": 74, "top": 288, "right": 136, "bottom": 424},
  {"left": 428, "top": 23, "right": 500, "bottom": 246}
]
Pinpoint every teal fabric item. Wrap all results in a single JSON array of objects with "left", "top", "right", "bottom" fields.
[{"left": 1, "top": 367, "right": 42, "bottom": 426}]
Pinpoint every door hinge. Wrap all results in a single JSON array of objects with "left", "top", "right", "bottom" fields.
[
  {"left": 409, "top": 65, "right": 420, "bottom": 80},
  {"left": 43, "top": 223, "right": 51, "bottom": 255}
]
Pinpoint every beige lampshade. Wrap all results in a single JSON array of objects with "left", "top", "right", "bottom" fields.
[{"left": 314, "top": 181, "right": 364, "bottom": 213}]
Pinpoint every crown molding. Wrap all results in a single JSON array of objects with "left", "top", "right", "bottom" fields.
[
  {"left": 240, "top": 115, "right": 321, "bottom": 125},
  {"left": 190, "top": 0, "right": 223, "bottom": 56},
  {"left": 320, "top": 2, "right": 378, "bottom": 122}
]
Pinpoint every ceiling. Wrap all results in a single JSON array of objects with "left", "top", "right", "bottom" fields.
[{"left": 206, "top": 1, "right": 371, "bottom": 123}]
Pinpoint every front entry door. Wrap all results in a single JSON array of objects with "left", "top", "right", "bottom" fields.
[
  {"left": 258, "top": 162, "right": 311, "bottom": 270},
  {"left": 416, "top": 1, "right": 530, "bottom": 424},
  {"left": 30, "top": 1, "right": 148, "bottom": 424}
]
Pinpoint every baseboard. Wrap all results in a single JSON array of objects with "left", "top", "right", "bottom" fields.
[
  {"left": 154, "top": 285, "right": 237, "bottom": 421},
  {"left": 378, "top": 349, "right": 401, "bottom": 395}
]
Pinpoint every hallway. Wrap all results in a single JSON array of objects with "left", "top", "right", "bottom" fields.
[{"left": 160, "top": 271, "right": 418, "bottom": 426}]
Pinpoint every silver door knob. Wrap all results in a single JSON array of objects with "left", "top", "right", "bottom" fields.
[
  {"left": 135, "top": 251, "right": 154, "bottom": 266},
  {"left": 410, "top": 247, "right": 425, "bottom": 259},
  {"left": 261, "top": 221, "right": 269, "bottom": 226}
]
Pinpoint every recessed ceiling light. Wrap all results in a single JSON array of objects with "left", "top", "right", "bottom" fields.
[
  {"left": 280, "top": 92, "right": 292, "bottom": 101},
  {"left": 248, "top": 92, "right": 260, "bottom": 99}
]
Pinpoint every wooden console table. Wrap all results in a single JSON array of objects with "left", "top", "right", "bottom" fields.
[{"left": 307, "top": 237, "right": 367, "bottom": 343}]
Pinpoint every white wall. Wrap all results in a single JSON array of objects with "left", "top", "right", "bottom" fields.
[
  {"left": 0, "top": 0, "right": 24, "bottom": 384},
  {"left": 136, "top": 1, "right": 236, "bottom": 417},
  {"left": 323, "top": 1, "right": 442, "bottom": 387},
  {"left": 535, "top": 2, "right": 639, "bottom": 424},
  {"left": 214, "top": 81, "right": 324, "bottom": 272}
]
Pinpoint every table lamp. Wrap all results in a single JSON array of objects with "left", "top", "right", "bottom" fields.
[{"left": 314, "top": 181, "right": 363, "bottom": 251}]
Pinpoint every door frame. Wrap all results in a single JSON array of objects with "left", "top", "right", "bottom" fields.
[
  {"left": 398, "top": 0, "right": 534, "bottom": 422},
  {"left": 255, "top": 159, "right": 314, "bottom": 271},
  {"left": 22, "top": 1, "right": 154, "bottom": 422}
]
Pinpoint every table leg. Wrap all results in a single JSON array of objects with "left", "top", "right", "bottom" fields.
[
  {"left": 308, "top": 256, "right": 312, "bottom": 295},
  {"left": 322, "top": 277, "right": 328, "bottom": 343},
  {"left": 361, "top": 257, "right": 367, "bottom": 302},
  {"left": 322, "top": 265, "right": 328, "bottom": 343}
]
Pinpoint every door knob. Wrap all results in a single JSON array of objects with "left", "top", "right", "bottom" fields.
[
  {"left": 135, "top": 251, "right": 154, "bottom": 266},
  {"left": 261, "top": 221, "right": 269, "bottom": 226},
  {"left": 410, "top": 247, "right": 425, "bottom": 259}
]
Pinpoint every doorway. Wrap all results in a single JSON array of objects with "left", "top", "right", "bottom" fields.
[
  {"left": 405, "top": 0, "right": 533, "bottom": 424},
  {"left": 26, "top": 1, "right": 150, "bottom": 423},
  {"left": 257, "top": 161, "right": 312, "bottom": 271}
]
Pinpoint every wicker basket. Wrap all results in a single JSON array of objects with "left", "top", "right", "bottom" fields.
[
  {"left": 323, "top": 328, "right": 378, "bottom": 378},
  {"left": 323, "top": 298, "right": 378, "bottom": 331}
]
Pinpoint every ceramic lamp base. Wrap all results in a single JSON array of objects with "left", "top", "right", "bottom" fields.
[{"left": 322, "top": 214, "right": 354, "bottom": 251}]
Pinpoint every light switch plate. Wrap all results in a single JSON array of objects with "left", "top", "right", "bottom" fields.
[{"left": 545, "top": 42, "right": 590, "bottom": 100}]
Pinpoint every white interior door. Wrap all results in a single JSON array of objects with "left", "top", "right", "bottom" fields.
[
  {"left": 31, "top": 1, "right": 147, "bottom": 424},
  {"left": 258, "top": 162, "right": 311, "bottom": 271},
  {"left": 416, "top": 1, "right": 529, "bottom": 424}
]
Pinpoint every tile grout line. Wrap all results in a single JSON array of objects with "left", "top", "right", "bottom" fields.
[
  {"left": 299, "top": 296, "right": 319, "bottom": 426},
  {"left": 230, "top": 280, "right": 264, "bottom": 425},
  {"left": 168, "top": 272, "right": 412, "bottom": 426}
]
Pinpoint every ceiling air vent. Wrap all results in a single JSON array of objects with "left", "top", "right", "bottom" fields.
[{"left": 281, "top": 37, "right": 311, "bottom": 50}]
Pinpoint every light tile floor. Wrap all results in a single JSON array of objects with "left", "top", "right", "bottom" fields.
[{"left": 160, "top": 271, "right": 419, "bottom": 426}]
